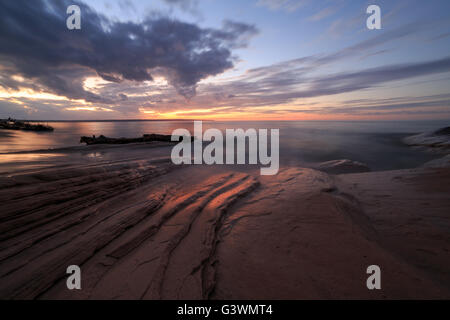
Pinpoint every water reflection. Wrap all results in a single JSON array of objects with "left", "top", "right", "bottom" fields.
[
  {"left": 0, "top": 152, "right": 67, "bottom": 175},
  {"left": 0, "top": 153, "right": 65, "bottom": 163},
  {"left": 0, "top": 120, "right": 448, "bottom": 171},
  {"left": 86, "top": 152, "right": 104, "bottom": 158}
]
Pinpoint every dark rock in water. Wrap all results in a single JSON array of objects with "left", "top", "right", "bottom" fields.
[
  {"left": 80, "top": 134, "right": 191, "bottom": 145},
  {"left": 0, "top": 118, "right": 54, "bottom": 132},
  {"left": 434, "top": 127, "right": 450, "bottom": 136},
  {"left": 404, "top": 126, "right": 450, "bottom": 151}
]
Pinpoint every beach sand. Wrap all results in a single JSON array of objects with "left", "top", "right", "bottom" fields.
[{"left": 0, "top": 143, "right": 449, "bottom": 299}]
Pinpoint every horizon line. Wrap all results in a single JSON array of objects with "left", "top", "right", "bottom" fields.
[{"left": 2, "top": 118, "right": 450, "bottom": 123}]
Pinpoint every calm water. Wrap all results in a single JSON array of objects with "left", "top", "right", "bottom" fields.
[{"left": 0, "top": 120, "right": 448, "bottom": 171}]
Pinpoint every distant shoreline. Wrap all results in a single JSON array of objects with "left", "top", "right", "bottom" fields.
[
  {"left": 3, "top": 119, "right": 449, "bottom": 123},
  {"left": 1, "top": 119, "right": 209, "bottom": 123}
]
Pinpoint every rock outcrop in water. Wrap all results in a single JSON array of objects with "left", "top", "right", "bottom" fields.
[
  {"left": 404, "top": 126, "right": 450, "bottom": 151},
  {"left": 80, "top": 134, "right": 188, "bottom": 145},
  {"left": 434, "top": 127, "right": 450, "bottom": 136},
  {"left": 0, "top": 118, "right": 53, "bottom": 132}
]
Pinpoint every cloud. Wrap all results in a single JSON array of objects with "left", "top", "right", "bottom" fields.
[
  {"left": 162, "top": 0, "right": 198, "bottom": 11},
  {"left": 187, "top": 55, "right": 450, "bottom": 113},
  {"left": 256, "top": 0, "right": 308, "bottom": 12},
  {"left": 430, "top": 32, "right": 450, "bottom": 41},
  {"left": 161, "top": 0, "right": 200, "bottom": 16},
  {"left": 197, "top": 93, "right": 450, "bottom": 117},
  {"left": 0, "top": 0, "right": 258, "bottom": 101},
  {"left": 190, "top": 21, "right": 450, "bottom": 108},
  {"left": 211, "top": 20, "right": 259, "bottom": 49},
  {"left": 2, "top": 3, "right": 449, "bottom": 121},
  {"left": 318, "top": 94, "right": 450, "bottom": 115},
  {"left": 90, "top": 25, "right": 450, "bottom": 117},
  {"left": 307, "top": 6, "right": 338, "bottom": 22}
]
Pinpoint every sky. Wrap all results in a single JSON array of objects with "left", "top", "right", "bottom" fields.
[{"left": 0, "top": 0, "right": 450, "bottom": 120}]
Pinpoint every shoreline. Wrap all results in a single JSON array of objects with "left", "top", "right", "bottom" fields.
[{"left": 0, "top": 141, "right": 449, "bottom": 299}]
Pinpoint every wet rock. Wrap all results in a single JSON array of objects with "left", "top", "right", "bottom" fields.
[
  {"left": 80, "top": 134, "right": 188, "bottom": 145},
  {"left": 0, "top": 118, "right": 53, "bottom": 132},
  {"left": 404, "top": 126, "right": 450, "bottom": 151}
]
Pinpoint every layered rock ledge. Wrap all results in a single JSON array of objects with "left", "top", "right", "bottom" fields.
[{"left": 0, "top": 145, "right": 449, "bottom": 299}]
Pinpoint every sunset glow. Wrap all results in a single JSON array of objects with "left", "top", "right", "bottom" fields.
[{"left": 0, "top": 0, "right": 449, "bottom": 121}]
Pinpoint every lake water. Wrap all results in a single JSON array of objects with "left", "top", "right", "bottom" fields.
[{"left": 0, "top": 120, "right": 448, "bottom": 171}]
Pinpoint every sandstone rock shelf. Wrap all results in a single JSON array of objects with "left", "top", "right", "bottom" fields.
[{"left": 0, "top": 145, "right": 449, "bottom": 299}]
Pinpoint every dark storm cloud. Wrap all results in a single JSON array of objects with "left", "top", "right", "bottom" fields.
[
  {"left": 0, "top": 0, "right": 258, "bottom": 101},
  {"left": 211, "top": 21, "right": 259, "bottom": 49}
]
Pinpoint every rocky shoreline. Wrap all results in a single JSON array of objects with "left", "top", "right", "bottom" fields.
[
  {"left": 403, "top": 126, "right": 450, "bottom": 151},
  {"left": 0, "top": 139, "right": 449, "bottom": 299},
  {"left": 0, "top": 118, "right": 54, "bottom": 132}
]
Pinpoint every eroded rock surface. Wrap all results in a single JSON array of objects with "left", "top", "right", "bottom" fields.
[
  {"left": 0, "top": 151, "right": 449, "bottom": 299},
  {"left": 404, "top": 127, "right": 450, "bottom": 151}
]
